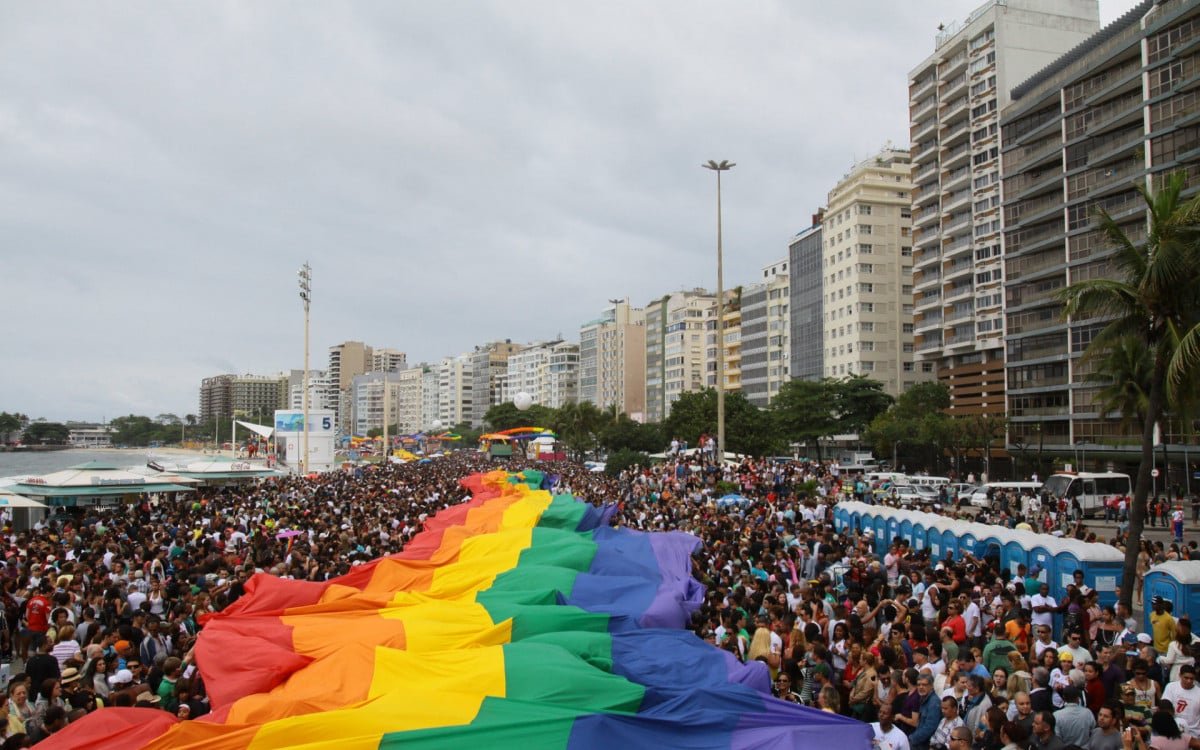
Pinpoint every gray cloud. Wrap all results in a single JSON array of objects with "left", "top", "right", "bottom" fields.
[{"left": 0, "top": 1, "right": 1127, "bottom": 420}]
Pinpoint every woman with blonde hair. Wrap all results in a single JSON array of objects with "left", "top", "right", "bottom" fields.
[
  {"left": 1007, "top": 651, "right": 1033, "bottom": 695},
  {"left": 747, "top": 625, "right": 780, "bottom": 680},
  {"left": 818, "top": 683, "right": 841, "bottom": 714}
]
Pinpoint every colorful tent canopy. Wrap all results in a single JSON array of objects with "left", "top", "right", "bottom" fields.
[{"left": 45, "top": 470, "right": 869, "bottom": 750}]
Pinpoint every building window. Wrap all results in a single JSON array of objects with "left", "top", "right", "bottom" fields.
[
  {"left": 859, "top": 225, "right": 873, "bottom": 235},
  {"left": 859, "top": 243, "right": 873, "bottom": 254},
  {"left": 903, "top": 361, "right": 915, "bottom": 371},
  {"left": 903, "top": 323, "right": 914, "bottom": 333}
]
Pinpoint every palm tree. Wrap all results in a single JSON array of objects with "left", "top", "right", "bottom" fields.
[
  {"left": 1086, "top": 335, "right": 1152, "bottom": 431},
  {"left": 1058, "top": 172, "right": 1200, "bottom": 613}
]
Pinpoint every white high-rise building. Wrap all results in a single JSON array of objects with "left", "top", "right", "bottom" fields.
[
  {"left": 394, "top": 366, "right": 425, "bottom": 434},
  {"left": 437, "top": 355, "right": 473, "bottom": 428},
  {"left": 350, "top": 371, "right": 403, "bottom": 436},
  {"left": 287, "top": 369, "right": 336, "bottom": 412},
  {"left": 578, "top": 299, "right": 646, "bottom": 417},
  {"left": 741, "top": 260, "right": 791, "bottom": 406},
  {"left": 504, "top": 340, "right": 581, "bottom": 409},
  {"left": 909, "top": 0, "right": 1099, "bottom": 415},
  {"left": 421, "top": 368, "right": 440, "bottom": 430},
  {"left": 822, "top": 147, "right": 929, "bottom": 396}
]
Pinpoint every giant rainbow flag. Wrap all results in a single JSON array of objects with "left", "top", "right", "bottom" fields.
[{"left": 46, "top": 470, "right": 871, "bottom": 749}]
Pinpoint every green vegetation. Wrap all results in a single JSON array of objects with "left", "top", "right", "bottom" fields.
[{"left": 21, "top": 421, "right": 70, "bottom": 445}]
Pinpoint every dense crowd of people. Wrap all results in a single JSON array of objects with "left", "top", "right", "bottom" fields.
[{"left": 0, "top": 450, "right": 1192, "bottom": 750}]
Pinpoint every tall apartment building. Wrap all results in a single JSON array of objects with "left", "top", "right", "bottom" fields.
[
  {"left": 502, "top": 340, "right": 580, "bottom": 409},
  {"left": 644, "top": 289, "right": 715, "bottom": 422},
  {"left": 1000, "top": 0, "right": 1199, "bottom": 459},
  {"left": 822, "top": 148, "right": 928, "bottom": 396},
  {"left": 328, "top": 341, "right": 373, "bottom": 432},
  {"left": 421, "top": 368, "right": 439, "bottom": 430},
  {"left": 394, "top": 366, "right": 425, "bottom": 434},
  {"left": 578, "top": 299, "right": 647, "bottom": 418},
  {"left": 789, "top": 218, "right": 825, "bottom": 383},
  {"left": 706, "top": 291, "right": 742, "bottom": 395},
  {"left": 742, "top": 259, "right": 792, "bottom": 406},
  {"left": 231, "top": 374, "right": 289, "bottom": 420},
  {"left": 199, "top": 374, "right": 234, "bottom": 424},
  {"left": 468, "top": 340, "right": 523, "bottom": 427},
  {"left": 287, "top": 369, "right": 336, "bottom": 411},
  {"left": 371, "top": 348, "right": 407, "bottom": 373},
  {"left": 909, "top": 0, "right": 1100, "bottom": 414},
  {"left": 437, "top": 355, "right": 473, "bottom": 428},
  {"left": 350, "top": 371, "right": 403, "bottom": 436}
]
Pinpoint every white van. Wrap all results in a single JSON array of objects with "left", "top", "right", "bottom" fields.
[
  {"left": 969, "top": 481, "right": 1044, "bottom": 508},
  {"left": 908, "top": 476, "right": 951, "bottom": 488},
  {"left": 866, "top": 472, "right": 908, "bottom": 485},
  {"left": 1041, "top": 472, "right": 1132, "bottom": 518}
]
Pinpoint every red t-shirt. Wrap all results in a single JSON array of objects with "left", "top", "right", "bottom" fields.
[
  {"left": 26, "top": 594, "right": 50, "bottom": 632},
  {"left": 944, "top": 614, "right": 968, "bottom": 644}
]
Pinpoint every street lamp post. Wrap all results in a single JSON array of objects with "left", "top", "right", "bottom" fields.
[
  {"left": 702, "top": 159, "right": 734, "bottom": 465},
  {"left": 298, "top": 263, "right": 312, "bottom": 475}
]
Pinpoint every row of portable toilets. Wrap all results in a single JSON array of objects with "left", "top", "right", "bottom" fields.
[{"left": 833, "top": 501, "right": 1200, "bottom": 629}]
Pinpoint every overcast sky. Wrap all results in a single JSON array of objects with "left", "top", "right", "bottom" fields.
[{"left": 1, "top": 1, "right": 1129, "bottom": 422}]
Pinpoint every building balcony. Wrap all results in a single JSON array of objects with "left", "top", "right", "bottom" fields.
[
  {"left": 915, "top": 159, "right": 940, "bottom": 184},
  {"left": 943, "top": 236, "right": 972, "bottom": 258},
  {"left": 940, "top": 117, "right": 971, "bottom": 147},
  {"left": 944, "top": 306, "right": 975, "bottom": 325},
  {"left": 943, "top": 258, "right": 973, "bottom": 281},
  {"left": 915, "top": 206, "right": 941, "bottom": 228},
  {"left": 911, "top": 75, "right": 937, "bottom": 101},
  {"left": 912, "top": 117, "right": 937, "bottom": 143},
  {"left": 917, "top": 338, "right": 944, "bottom": 352},
  {"left": 914, "top": 139, "right": 939, "bottom": 163},
  {"left": 911, "top": 97, "right": 938, "bottom": 123},
  {"left": 915, "top": 290, "right": 943, "bottom": 310},
  {"left": 942, "top": 142, "right": 971, "bottom": 170},
  {"left": 945, "top": 285, "right": 973, "bottom": 303},
  {"left": 942, "top": 166, "right": 971, "bottom": 192},
  {"left": 915, "top": 247, "right": 942, "bottom": 268},
  {"left": 942, "top": 214, "right": 971, "bottom": 236},
  {"left": 915, "top": 270, "right": 942, "bottom": 290},
  {"left": 916, "top": 312, "right": 943, "bottom": 331},
  {"left": 940, "top": 73, "right": 968, "bottom": 100},
  {"left": 943, "top": 189, "right": 972, "bottom": 214}
]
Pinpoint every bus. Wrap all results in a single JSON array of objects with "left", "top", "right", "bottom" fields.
[{"left": 1041, "top": 472, "right": 1132, "bottom": 518}]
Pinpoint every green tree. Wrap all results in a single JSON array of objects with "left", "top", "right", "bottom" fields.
[
  {"left": 604, "top": 448, "right": 651, "bottom": 477},
  {"left": 22, "top": 421, "right": 70, "bottom": 445},
  {"left": 484, "top": 402, "right": 556, "bottom": 432},
  {"left": 833, "top": 375, "right": 894, "bottom": 436},
  {"left": 1058, "top": 172, "right": 1200, "bottom": 614},
  {"left": 551, "top": 401, "right": 605, "bottom": 459},
  {"left": 1088, "top": 335, "right": 1153, "bottom": 430},
  {"left": 0, "top": 412, "right": 22, "bottom": 444},
  {"left": 598, "top": 413, "right": 663, "bottom": 454},
  {"left": 863, "top": 382, "right": 954, "bottom": 471},
  {"left": 663, "top": 388, "right": 777, "bottom": 457},
  {"left": 772, "top": 380, "right": 838, "bottom": 460}
]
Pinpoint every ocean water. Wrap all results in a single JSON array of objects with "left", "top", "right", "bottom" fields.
[{"left": 0, "top": 448, "right": 204, "bottom": 484}]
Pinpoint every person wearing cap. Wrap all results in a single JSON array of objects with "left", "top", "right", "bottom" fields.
[
  {"left": 1119, "top": 682, "right": 1150, "bottom": 730},
  {"left": 1162, "top": 663, "right": 1200, "bottom": 738},
  {"left": 1151, "top": 597, "right": 1177, "bottom": 655}
]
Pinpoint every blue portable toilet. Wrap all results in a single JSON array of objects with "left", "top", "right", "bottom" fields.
[
  {"left": 940, "top": 525, "right": 960, "bottom": 561},
  {"left": 887, "top": 517, "right": 901, "bottom": 548},
  {"left": 1065, "top": 541, "right": 1124, "bottom": 610},
  {"left": 833, "top": 505, "right": 848, "bottom": 532},
  {"left": 959, "top": 532, "right": 977, "bottom": 558},
  {"left": 873, "top": 514, "right": 888, "bottom": 545},
  {"left": 978, "top": 534, "right": 1003, "bottom": 567},
  {"left": 1002, "top": 536, "right": 1028, "bottom": 578},
  {"left": 1143, "top": 562, "right": 1200, "bottom": 631},
  {"left": 900, "top": 518, "right": 915, "bottom": 546},
  {"left": 912, "top": 521, "right": 928, "bottom": 551},
  {"left": 1030, "top": 543, "right": 1055, "bottom": 581}
]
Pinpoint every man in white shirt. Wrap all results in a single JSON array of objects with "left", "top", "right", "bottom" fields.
[
  {"left": 961, "top": 593, "right": 982, "bottom": 643},
  {"left": 1030, "top": 583, "right": 1058, "bottom": 634},
  {"left": 1032, "top": 624, "right": 1059, "bottom": 660},
  {"left": 872, "top": 702, "right": 911, "bottom": 750},
  {"left": 1163, "top": 664, "right": 1200, "bottom": 738},
  {"left": 884, "top": 543, "right": 901, "bottom": 585}
]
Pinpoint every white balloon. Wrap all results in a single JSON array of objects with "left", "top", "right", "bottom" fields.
[
  {"left": 514, "top": 392, "right": 533, "bottom": 411},
  {"left": 431, "top": 420, "right": 443, "bottom": 430}
]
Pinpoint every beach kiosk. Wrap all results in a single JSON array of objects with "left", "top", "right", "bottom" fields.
[{"left": 1143, "top": 562, "right": 1200, "bottom": 630}]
